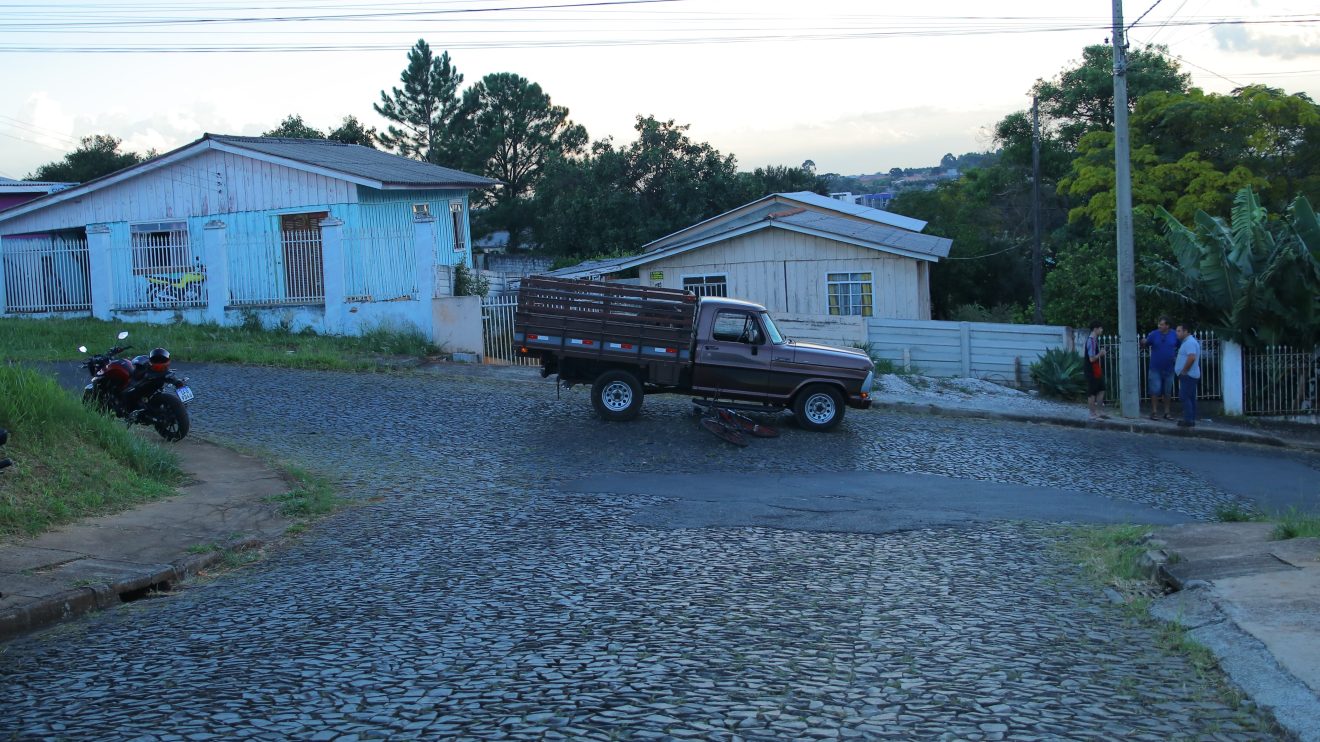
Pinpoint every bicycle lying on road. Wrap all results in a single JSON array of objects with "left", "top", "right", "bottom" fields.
[{"left": 697, "top": 403, "right": 780, "bottom": 447}]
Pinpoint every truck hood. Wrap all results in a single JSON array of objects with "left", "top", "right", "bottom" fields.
[{"left": 786, "top": 340, "right": 874, "bottom": 371}]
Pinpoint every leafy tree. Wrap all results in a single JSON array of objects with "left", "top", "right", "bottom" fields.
[
  {"left": 1041, "top": 217, "right": 1175, "bottom": 330},
  {"left": 736, "top": 164, "right": 827, "bottom": 200},
  {"left": 328, "top": 116, "right": 379, "bottom": 148},
  {"left": 29, "top": 134, "right": 147, "bottom": 183},
  {"left": 1147, "top": 187, "right": 1320, "bottom": 348},
  {"left": 532, "top": 116, "right": 743, "bottom": 257},
  {"left": 451, "top": 72, "right": 587, "bottom": 246},
  {"left": 1030, "top": 44, "right": 1190, "bottom": 150},
  {"left": 1062, "top": 85, "right": 1320, "bottom": 226},
  {"left": 263, "top": 114, "right": 324, "bottom": 139},
  {"left": 374, "top": 40, "right": 463, "bottom": 163}
]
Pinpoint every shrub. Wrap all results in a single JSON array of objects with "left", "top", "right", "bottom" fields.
[
  {"left": 453, "top": 262, "right": 490, "bottom": 298},
  {"left": 1030, "top": 347, "right": 1086, "bottom": 399}
]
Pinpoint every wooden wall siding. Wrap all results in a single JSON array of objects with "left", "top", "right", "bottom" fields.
[
  {"left": 0, "top": 150, "right": 357, "bottom": 236},
  {"left": 648, "top": 231, "right": 922, "bottom": 319},
  {"left": 866, "top": 318, "right": 1072, "bottom": 385}
]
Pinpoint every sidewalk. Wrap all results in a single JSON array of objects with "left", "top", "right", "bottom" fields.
[
  {"left": 0, "top": 439, "right": 290, "bottom": 642},
  {"left": 871, "top": 374, "right": 1320, "bottom": 741}
]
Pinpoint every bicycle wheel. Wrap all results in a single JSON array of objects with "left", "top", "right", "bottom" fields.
[
  {"left": 700, "top": 417, "right": 748, "bottom": 447},
  {"left": 717, "top": 408, "right": 780, "bottom": 438}
]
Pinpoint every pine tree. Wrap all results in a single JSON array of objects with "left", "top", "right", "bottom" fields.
[{"left": 373, "top": 40, "right": 463, "bottom": 163}]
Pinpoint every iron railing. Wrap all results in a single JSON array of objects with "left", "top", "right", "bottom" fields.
[
  {"left": 1, "top": 235, "right": 91, "bottom": 313},
  {"left": 343, "top": 229, "right": 414, "bottom": 302},
  {"left": 111, "top": 232, "right": 206, "bottom": 310},
  {"left": 481, "top": 294, "right": 536, "bottom": 366},
  {"left": 1243, "top": 345, "right": 1320, "bottom": 417},
  {"left": 229, "top": 229, "right": 324, "bottom": 306},
  {"left": 1092, "top": 331, "right": 1221, "bottom": 401}
]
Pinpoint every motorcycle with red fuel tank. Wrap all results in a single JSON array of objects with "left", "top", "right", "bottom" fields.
[{"left": 79, "top": 331, "right": 194, "bottom": 441}]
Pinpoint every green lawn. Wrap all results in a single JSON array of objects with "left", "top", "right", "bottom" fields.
[{"left": 0, "top": 315, "right": 441, "bottom": 371}]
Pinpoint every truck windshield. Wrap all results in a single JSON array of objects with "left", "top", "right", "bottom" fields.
[{"left": 761, "top": 313, "right": 786, "bottom": 344}]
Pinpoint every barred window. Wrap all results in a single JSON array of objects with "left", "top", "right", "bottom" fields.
[
  {"left": 682, "top": 274, "right": 727, "bottom": 297},
  {"left": 129, "top": 221, "right": 190, "bottom": 276},
  {"left": 450, "top": 201, "right": 467, "bottom": 253},
  {"left": 827, "top": 272, "right": 873, "bottom": 317}
]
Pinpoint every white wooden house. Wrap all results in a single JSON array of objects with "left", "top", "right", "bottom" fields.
[
  {"left": 0, "top": 134, "right": 498, "bottom": 353},
  {"left": 546, "top": 191, "right": 951, "bottom": 321}
]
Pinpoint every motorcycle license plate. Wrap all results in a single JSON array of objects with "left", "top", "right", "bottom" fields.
[{"left": 176, "top": 386, "right": 195, "bottom": 403}]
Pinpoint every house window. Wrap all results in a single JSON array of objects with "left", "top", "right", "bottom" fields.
[
  {"left": 280, "top": 212, "right": 327, "bottom": 301},
  {"left": 450, "top": 201, "right": 466, "bottom": 252},
  {"left": 130, "top": 221, "right": 190, "bottom": 276},
  {"left": 827, "top": 272, "right": 873, "bottom": 317},
  {"left": 682, "top": 274, "right": 728, "bottom": 297}
]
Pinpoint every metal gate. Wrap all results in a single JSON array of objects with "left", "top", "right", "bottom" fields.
[
  {"left": 2, "top": 234, "right": 91, "bottom": 313},
  {"left": 481, "top": 294, "right": 536, "bottom": 366}
]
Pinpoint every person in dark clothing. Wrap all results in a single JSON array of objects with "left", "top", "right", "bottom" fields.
[{"left": 1083, "top": 320, "right": 1108, "bottom": 420}]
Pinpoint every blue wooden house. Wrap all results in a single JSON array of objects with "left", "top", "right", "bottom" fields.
[{"left": 0, "top": 134, "right": 498, "bottom": 351}]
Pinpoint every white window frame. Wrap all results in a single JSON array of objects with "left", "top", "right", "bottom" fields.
[
  {"left": 449, "top": 200, "right": 467, "bottom": 253},
  {"left": 826, "top": 271, "right": 874, "bottom": 317},
  {"left": 681, "top": 273, "right": 728, "bottom": 297},
  {"left": 129, "top": 220, "right": 191, "bottom": 276}
]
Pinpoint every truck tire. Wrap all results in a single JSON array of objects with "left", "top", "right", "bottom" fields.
[
  {"left": 793, "top": 384, "right": 845, "bottom": 431},
  {"left": 592, "top": 370, "right": 643, "bottom": 421}
]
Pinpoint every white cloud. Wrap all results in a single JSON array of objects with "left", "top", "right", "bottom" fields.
[{"left": 1214, "top": 25, "right": 1320, "bottom": 60}]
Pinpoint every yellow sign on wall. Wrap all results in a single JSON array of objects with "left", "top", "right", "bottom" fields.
[{"left": 649, "top": 271, "right": 664, "bottom": 282}]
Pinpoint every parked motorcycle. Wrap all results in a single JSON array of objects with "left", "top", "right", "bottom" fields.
[
  {"left": 146, "top": 260, "right": 206, "bottom": 306},
  {"left": 79, "top": 331, "right": 194, "bottom": 441}
]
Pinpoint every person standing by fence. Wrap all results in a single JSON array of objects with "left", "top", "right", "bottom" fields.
[
  {"left": 1175, "top": 322, "right": 1201, "bottom": 427},
  {"left": 1140, "top": 316, "right": 1179, "bottom": 421},
  {"left": 1084, "top": 321, "right": 1109, "bottom": 420}
]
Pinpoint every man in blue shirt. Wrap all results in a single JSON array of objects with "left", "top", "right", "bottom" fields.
[
  {"left": 1140, "top": 316, "right": 1179, "bottom": 420},
  {"left": 1175, "top": 322, "right": 1202, "bottom": 427}
]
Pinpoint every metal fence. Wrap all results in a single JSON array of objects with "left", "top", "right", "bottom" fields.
[
  {"left": 1, "top": 234, "right": 91, "bottom": 313},
  {"left": 229, "top": 229, "right": 324, "bottom": 306},
  {"left": 1094, "top": 331, "right": 1221, "bottom": 401},
  {"left": 481, "top": 294, "right": 536, "bottom": 366},
  {"left": 1243, "top": 345, "right": 1320, "bottom": 416},
  {"left": 343, "top": 229, "right": 414, "bottom": 302}
]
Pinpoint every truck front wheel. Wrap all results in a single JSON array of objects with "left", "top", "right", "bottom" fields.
[
  {"left": 793, "top": 384, "right": 845, "bottom": 431},
  {"left": 592, "top": 370, "right": 643, "bottom": 421}
]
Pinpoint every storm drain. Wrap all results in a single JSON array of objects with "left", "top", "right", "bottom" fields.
[{"left": 118, "top": 581, "right": 174, "bottom": 602}]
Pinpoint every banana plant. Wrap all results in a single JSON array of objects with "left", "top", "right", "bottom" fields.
[{"left": 1145, "top": 187, "right": 1320, "bottom": 349}]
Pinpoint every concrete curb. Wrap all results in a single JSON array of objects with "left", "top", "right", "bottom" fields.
[
  {"left": 874, "top": 401, "right": 1305, "bottom": 450},
  {"left": 1150, "top": 588, "right": 1320, "bottom": 742},
  {"left": 0, "top": 536, "right": 266, "bottom": 643}
]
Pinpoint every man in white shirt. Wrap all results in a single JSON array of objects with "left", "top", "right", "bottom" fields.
[{"left": 1175, "top": 322, "right": 1201, "bottom": 427}]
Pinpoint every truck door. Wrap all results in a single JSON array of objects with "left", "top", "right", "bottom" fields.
[{"left": 691, "top": 309, "right": 773, "bottom": 398}]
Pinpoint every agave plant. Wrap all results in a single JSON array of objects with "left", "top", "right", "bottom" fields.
[
  {"left": 1030, "top": 347, "right": 1087, "bottom": 400},
  {"left": 1146, "top": 187, "right": 1320, "bottom": 349}
]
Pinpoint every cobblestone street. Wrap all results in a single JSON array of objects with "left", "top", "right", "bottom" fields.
[{"left": 4, "top": 364, "right": 1310, "bottom": 740}]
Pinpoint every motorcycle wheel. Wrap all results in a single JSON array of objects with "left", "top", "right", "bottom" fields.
[
  {"left": 83, "top": 386, "right": 112, "bottom": 413},
  {"left": 149, "top": 394, "right": 190, "bottom": 442}
]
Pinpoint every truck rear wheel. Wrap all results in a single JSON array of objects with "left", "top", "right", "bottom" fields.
[
  {"left": 793, "top": 384, "right": 845, "bottom": 431},
  {"left": 592, "top": 370, "right": 643, "bottom": 421}
]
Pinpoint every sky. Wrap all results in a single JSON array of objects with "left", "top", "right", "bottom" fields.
[{"left": 2, "top": 0, "right": 1318, "bottom": 181}]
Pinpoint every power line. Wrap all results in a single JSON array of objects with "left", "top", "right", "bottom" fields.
[{"left": 1126, "top": 0, "right": 1166, "bottom": 33}]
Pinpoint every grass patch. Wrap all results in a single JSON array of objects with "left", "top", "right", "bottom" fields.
[
  {"left": 1056, "top": 524, "right": 1161, "bottom": 607},
  {"left": 0, "top": 365, "right": 182, "bottom": 539},
  {"left": 1271, "top": 508, "right": 1320, "bottom": 540},
  {"left": 0, "top": 316, "right": 442, "bottom": 372},
  {"left": 267, "top": 464, "right": 340, "bottom": 518},
  {"left": 1213, "top": 502, "right": 1263, "bottom": 522}
]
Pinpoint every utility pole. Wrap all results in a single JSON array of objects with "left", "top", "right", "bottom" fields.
[
  {"left": 1112, "top": 0, "right": 1139, "bottom": 419},
  {"left": 1031, "top": 95, "right": 1044, "bottom": 324}
]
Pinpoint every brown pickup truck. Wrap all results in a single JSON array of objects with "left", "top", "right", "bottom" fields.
[{"left": 513, "top": 276, "right": 874, "bottom": 430}]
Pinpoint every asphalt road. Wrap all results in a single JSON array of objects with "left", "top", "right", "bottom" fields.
[{"left": 5, "top": 362, "right": 1316, "bottom": 740}]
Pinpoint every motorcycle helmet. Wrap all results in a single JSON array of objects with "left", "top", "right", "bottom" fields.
[
  {"left": 149, "top": 347, "right": 171, "bottom": 372},
  {"left": 103, "top": 359, "right": 134, "bottom": 387}
]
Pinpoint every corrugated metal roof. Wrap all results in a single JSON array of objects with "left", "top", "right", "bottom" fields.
[
  {"left": 205, "top": 134, "right": 499, "bottom": 189},
  {"left": 773, "top": 211, "right": 951, "bottom": 258},
  {"left": 0, "top": 177, "right": 74, "bottom": 191},
  {"left": 775, "top": 191, "right": 927, "bottom": 232}
]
